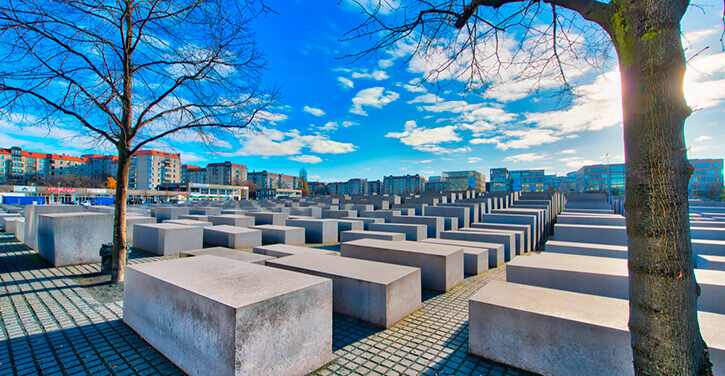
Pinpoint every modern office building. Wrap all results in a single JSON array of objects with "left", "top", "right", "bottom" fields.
[
  {"left": 443, "top": 170, "right": 485, "bottom": 192},
  {"left": 689, "top": 158, "right": 724, "bottom": 199},
  {"left": 489, "top": 168, "right": 510, "bottom": 192},
  {"left": 576, "top": 163, "right": 626, "bottom": 195},
  {"left": 383, "top": 174, "right": 426, "bottom": 195}
]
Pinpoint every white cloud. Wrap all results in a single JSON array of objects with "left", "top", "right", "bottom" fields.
[
  {"left": 230, "top": 128, "right": 356, "bottom": 156},
  {"left": 303, "top": 106, "right": 325, "bottom": 116},
  {"left": 470, "top": 128, "right": 561, "bottom": 151},
  {"left": 558, "top": 156, "right": 598, "bottom": 169},
  {"left": 407, "top": 93, "right": 442, "bottom": 104},
  {"left": 560, "top": 149, "right": 577, "bottom": 154},
  {"left": 338, "top": 77, "right": 354, "bottom": 88},
  {"left": 468, "top": 157, "right": 482, "bottom": 164},
  {"left": 318, "top": 121, "right": 357, "bottom": 132},
  {"left": 379, "top": 60, "right": 394, "bottom": 69},
  {"left": 695, "top": 135, "right": 713, "bottom": 142},
  {"left": 419, "top": 100, "right": 517, "bottom": 125},
  {"left": 684, "top": 52, "right": 725, "bottom": 110},
  {"left": 504, "top": 153, "right": 550, "bottom": 163},
  {"left": 350, "top": 87, "right": 400, "bottom": 116},
  {"left": 289, "top": 155, "right": 323, "bottom": 164},
  {"left": 416, "top": 145, "right": 471, "bottom": 154},
  {"left": 386, "top": 120, "right": 461, "bottom": 146},
  {"left": 180, "top": 152, "right": 209, "bottom": 164},
  {"left": 352, "top": 70, "right": 389, "bottom": 81}
]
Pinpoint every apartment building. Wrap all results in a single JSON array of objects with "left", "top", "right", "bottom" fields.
[
  {"left": 347, "top": 179, "right": 368, "bottom": 195},
  {"left": 124, "top": 150, "right": 181, "bottom": 190},
  {"left": 383, "top": 174, "right": 426, "bottom": 195},
  {"left": 368, "top": 180, "right": 382, "bottom": 195},
  {"left": 249, "top": 171, "right": 303, "bottom": 191},
  {"left": 444, "top": 170, "right": 485, "bottom": 192},
  {"left": 205, "top": 162, "right": 247, "bottom": 186},
  {"left": 181, "top": 165, "right": 206, "bottom": 184},
  {"left": 689, "top": 158, "right": 724, "bottom": 199},
  {"left": 0, "top": 146, "right": 93, "bottom": 184},
  {"left": 309, "top": 182, "right": 328, "bottom": 195}
]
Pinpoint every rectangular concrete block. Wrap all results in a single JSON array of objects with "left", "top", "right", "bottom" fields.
[
  {"left": 153, "top": 207, "right": 190, "bottom": 223},
  {"left": 340, "top": 239, "right": 464, "bottom": 292},
  {"left": 285, "top": 218, "right": 339, "bottom": 244},
  {"left": 341, "top": 216, "right": 384, "bottom": 230},
  {"left": 421, "top": 238, "right": 494, "bottom": 272},
  {"left": 203, "top": 225, "right": 262, "bottom": 249},
  {"left": 208, "top": 214, "right": 256, "bottom": 227},
  {"left": 4, "top": 217, "right": 24, "bottom": 234},
  {"left": 37, "top": 213, "right": 113, "bottom": 267},
  {"left": 469, "top": 281, "right": 725, "bottom": 376},
  {"left": 180, "top": 247, "right": 274, "bottom": 265},
  {"left": 471, "top": 223, "right": 532, "bottom": 253},
  {"left": 266, "top": 253, "right": 421, "bottom": 328},
  {"left": 321, "top": 210, "right": 357, "bottom": 219},
  {"left": 556, "top": 214, "right": 626, "bottom": 226},
  {"left": 440, "top": 230, "right": 515, "bottom": 262},
  {"left": 424, "top": 206, "right": 470, "bottom": 228},
  {"left": 189, "top": 207, "right": 222, "bottom": 216},
  {"left": 340, "top": 230, "right": 406, "bottom": 242},
  {"left": 178, "top": 214, "right": 210, "bottom": 222},
  {"left": 391, "top": 215, "right": 443, "bottom": 239},
  {"left": 480, "top": 213, "right": 538, "bottom": 248},
  {"left": 0, "top": 213, "right": 23, "bottom": 229},
  {"left": 133, "top": 223, "right": 203, "bottom": 256},
  {"left": 123, "top": 255, "right": 333, "bottom": 376},
  {"left": 698, "top": 255, "right": 725, "bottom": 271},
  {"left": 368, "top": 223, "right": 427, "bottom": 241},
  {"left": 15, "top": 220, "right": 25, "bottom": 242},
  {"left": 23, "top": 204, "right": 85, "bottom": 249},
  {"left": 249, "top": 225, "right": 305, "bottom": 245},
  {"left": 253, "top": 244, "right": 338, "bottom": 258},
  {"left": 553, "top": 224, "right": 627, "bottom": 246},
  {"left": 544, "top": 240, "right": 628, "bottom": 259},
  {"left": 359, "top": 210, "right": 395, "bottom": 223},
  {"left": 247, "top": 212, "right": 289, "bottom": 226},
  {"left": 444, "top": 217, "right": 459, "bottom": 231},
  {"left": 163, "top": 219, "right": 214, "bottom": 227},
  {"left": 462, "top": 227, "right": 525, "bottom": 255},
  {"left": 337, "top": 220, "right": 364, "bottom": 238},
  {"left": 126, "top": 215, "right": 157, "bottom": 246}
]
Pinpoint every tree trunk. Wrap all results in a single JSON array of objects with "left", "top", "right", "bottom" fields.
[
  {"left": 111, "top": 149, "right": 131, "bottom": 283},
  {"left": 610, "top": 1, "right": 712, "bottom": 374}
]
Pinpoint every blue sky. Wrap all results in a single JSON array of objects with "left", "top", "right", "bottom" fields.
[{"left": 2, "top": 0, "right": 724, "bottom": 183}]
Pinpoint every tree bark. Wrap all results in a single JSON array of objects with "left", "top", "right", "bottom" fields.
[
  {"left": 609, "top": 1, "right": 713, "bottom": 374},
  {"left": 111, "top": 149, "right": 131, "bottom": 283}
]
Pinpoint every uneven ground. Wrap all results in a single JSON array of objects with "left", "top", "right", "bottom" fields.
[{"left": 0, "top": 233, "right": 534, "bottom": 376}]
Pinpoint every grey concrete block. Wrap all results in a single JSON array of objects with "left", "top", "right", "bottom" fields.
[
  {"left": 126, "top": 215, "right": 157, "bottom": 246},
  {"left": 163, "top": 219, "right": 214, "bottom": 228},
  {"left": 0, "top": 213, "right": 23, "bottom": 229},
  {"left": 15, "top": 220, "right": 25, "bottom": 242},
  {"left": 285, "top": 218, "right": 338, "bottom": 244},
  {"left": 247, "top": 211, "right": 289, "bottom": 226},
  {"left": 189, "top": 207, "right": 222, "bottom": 216},
  {"left": 359, "top": 210, "right": 395, "bottom": 223},
  {"left": 322, "top": 210, "right": 357, "bottom": 219},
  {"left": 249, "top": 225, "right": 305, "bottom": 245},
  {"left": 340, "top": 239, "right": 464, "bottom": 292},
  {"left": 266, "top": 253, "right": 421, "bottom": 328},
  {"left": 37, "top": 213, "right": 112, "bottom": 266},
  {"left": 471, "top": 223, "right": 532, "bottom": 253},
  {"left": 368, "top": 223, "right": 427, "bottom": 241},
  {"left": 123, "top": 255, "right": 333, "bottom": 376},
  {"left": 544, "top": 240, "right": 627, "bottom": 259},
  {"left": 253, "top": 244, "right": 338, "bottom": 258},
  {"left": 480, "top": 213, "right": 538, "bottom": 248},
  {"left": 337, "top": 220, "right": 364, "bottom": 237},
  {"left": 444, "top": 217, "right": 459, "bottom": 231},
  {"left": 133, "top": 223, "right": 203, "bottom": 256},
  {"left": 4, "top": 217, "right": 24, "bottom": 234},
  {"left": 178, "top": 214, "right": 209, "bottom": 222},
  {"left": 424, "top": 206, "right": 470, "bottom": 228},
  {"left": 391, "top": 215, "right": 443, "bottom": 239},
  {"left": 462, "top": 227, "right": 525, "bottom": 255},
  {"left": 340, "top": 230, "right": 405, "bottom": 242},
  {"left": 552, "top": 224, "right": 627, "bottom": 246},
  {"left": 208, "top": 214, "right": 256, "bottom": 227},
  {"left": 289, "top": 207, "right": 322, "bottom": 218},
  {"left": 341, "top": 216, "right": 383, "bottom": 231},
  {"left": 440, "top": 230, "right": 515, "bottom": 262},
  {"left": 23, "top": 204, "right": 85, "bottom": 249},
  {"left": 180, "top": 247, "right": 274, "bottom": 265},
  {"left": 153, "top": 207, "right": 190, "bottom": 223},
  {"left": 203, "top": 225, "right": 262, "bottom": 249},
  {"left": 691, "top": 227, "right": 725, "bottom": 241},
  {"left": 556, "top": 214, "right": 626, "bottom": 226},
  {"left": 421, "top": 238, "right": 494, "bottom": 272},
  {"left": 698, "top": 255, "right": 725, "bottom": 271}
]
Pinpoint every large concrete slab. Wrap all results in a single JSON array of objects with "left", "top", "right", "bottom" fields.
[
  {"left": 286, "top": 218, "right": 338, "bottom": 244},
  {"left": 556, "top": 214, "right": 627, "bottom": 226},
  {"left": 249, "top": 225, "right": 305, "bottom": 245},
  {"left": 207, "top": 214, "right": 256, "bottom": 227},
  {"left": 421, "top": 238, "right": 503, "bottom": 269},
  {"left": 133, "top": 223, "right": 203, "bottom": 256},
  {"left": 368, "top": 223, "right": 427, "bottom": 241},
  {"left": 153, "top": 207, "right": 190, "bottom": 223},
  {"left": 4, "top": 217, "right": 24, "bottom": 234},
  {"left": 423, "top": 206, "right": 470, "bottom": 229},
  {"left": 698, "top": 255, "right": 725, "bottom": 271},
  {"left": 124, "top": 255, "right": 333, "bottom": 376},
  {"left": 341, "top": 216, "right": 384, "bottom": 230},
  {"left": 180, "top": 247, "right": 274, "bottom": 265},
  {"left": 253, "top": 244, "right": 338, "bottom": 258},
  {"left": 178, "top": 214, "right": 210, "bottom": 222},
  {"left": 480, "top": 213, "right": 538, "bottom": 248},
  {"left": 471, "top": 223, "right": 532, "bottom": 253},
  {"left": 469, "top": 281, "right": 725, "bottom": 376},
  {"left": 23, "top": 204, "right": 85, "bottom": 249},
  {"left": 391, "top": 215, "right": 443, "bottom": 239},
  {"left": 340, "top": 239, "right": 464, "bottom": 292},
  {"left": 266, "top": 254, "right": 421, "bottom": 328},
  {"left": 203, "top": 225, "right": 262, "bottom": 249},
  {"left": 544, "top": 240, "right": 628, "bottom": 259},
  {"left": 163, "top": 219, "right": 214, "bottom": 228},
  {"left": 126, "top": 215, "right": 157, "bottom": 246},
  {"left": 461, "top": 227, "right": 525, "bottom": 255},
  {"left": 507, "top": 252, "right": 725, "bottom": 314},
  {"left": 189, "top": 207, "right": 222, "bottom": 216},
  {"left": 340, "top": 230, "right": 405, "bottom": 242},
  {"left": 247, "top": 212, "right": 289, "bottom": 226},
  {"left": 337, "top": 220, "right": 364, "bottom": 238},
  {"left": 37, "top": 213, "right": 112, "bottom": 267},
  {"left": 322, "top": 210, "right": 357, "bottom": 219},
  {"left": 552, "top": 224, "right": 628, "bottom": 246},
  {"left": 440, "top": 230, "right": 515, "bottom": 262}
]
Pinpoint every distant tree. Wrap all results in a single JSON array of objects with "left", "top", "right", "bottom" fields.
[
  {"left": 106, "top": 177, "right": 117, "bottom": 190},
  {"left": 0, "top": 0, "right": 280, "bottom": 283},
  {"left": 241, "top": 180, "right": 258, "bottom": 199},
  {"left": 349, "top": 0, "right": 718, "bottom": 374}
]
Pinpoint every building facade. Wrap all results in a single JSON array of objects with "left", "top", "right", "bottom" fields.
[
  {"left": 383, "top": 174, "right": 426, "bottom": 195},
  {"left": 205, "top": 162, "right": 247, "bottom": 186},
  {"left": 689, "top": 158, "right": 724, "bottom": 199},
  {"left": 576, "top": 163, "right": 626, "bottom": 195},
  {"left": 444, "top": 170, "right": 485, "bottom": 192},
  {"left": 1, "top": 146, "right": 93, "bottom": 184},
  {"left": 124, "top": 150, "right": 181, "bottom": 190},
  {"left": 489, "top": 168, "right": 510, "bottom": 192}
]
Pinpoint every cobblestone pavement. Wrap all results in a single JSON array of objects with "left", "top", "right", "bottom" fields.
[{"left": 0, "top": 232, "right": 533, "bottom": 376}]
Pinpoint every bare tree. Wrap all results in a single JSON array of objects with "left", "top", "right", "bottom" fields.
[
  {"left": 348, "top": 0, "right": 718, "bottom": 375},
  {"left": 0, "top": 0, "right": 280, "bottom": 283}
]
